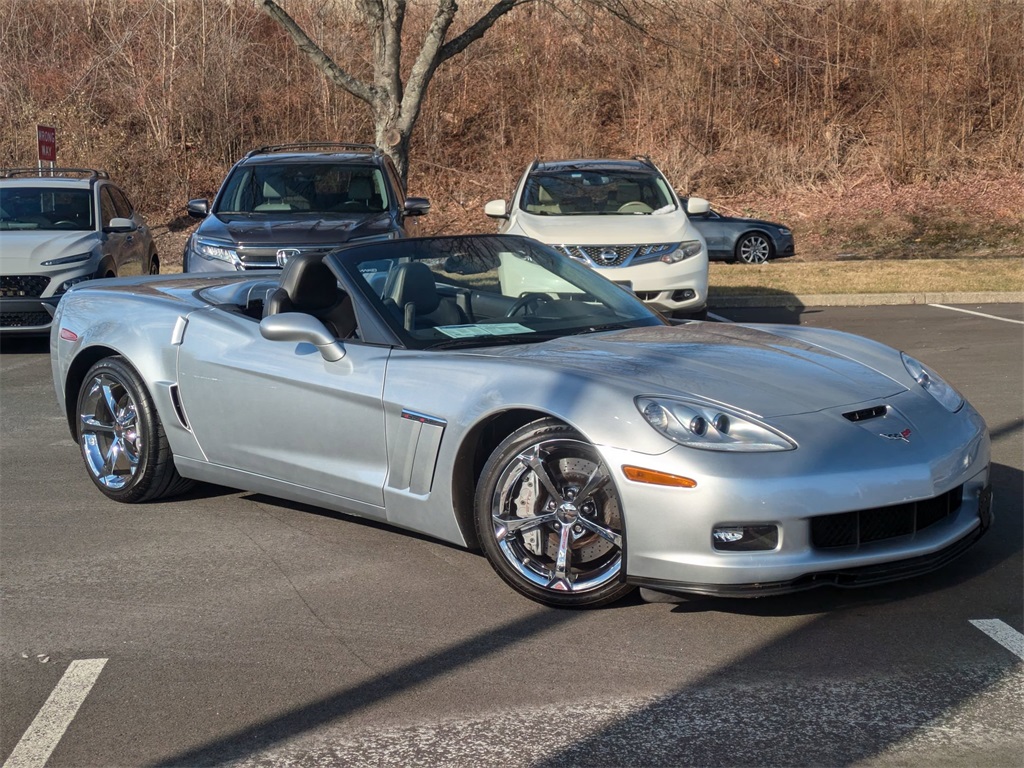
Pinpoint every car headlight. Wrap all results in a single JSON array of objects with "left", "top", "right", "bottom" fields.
[
  {"left": 41, "top": 252, "right": 93, "bottom": 267},
  {"left": 54, "top": 275, "right": 95, "bottom": 295},
  {"left": 901, "top": 353, "right": 963, "bottom": 412},
  {"left": 778, "top": 228, "right": 791, "bottom": 235},
  {"left": 659, "top": 241, "right": 703, "bottom": 264},
  {"left": 191, "top": 237, "right": 241, "bottom": 267},
  {"left": 636, "top": 396, "right": 796, "bottom": 452}
]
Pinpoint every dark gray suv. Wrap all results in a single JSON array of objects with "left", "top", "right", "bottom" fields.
[{"left": 184, "top": 143, "right": 429, "bottom": 272}]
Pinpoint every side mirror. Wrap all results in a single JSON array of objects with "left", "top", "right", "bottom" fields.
[
  {"left": 260, "top": 312, "right": 346, "bottom": 362},
  {"left": 186, "top": 199, "right": 210, "bottom": 219},
  {"left": 104, "top": 217, "right": 136, "bottom": 233},
  {"left": 686, "top": 197, "right": 710, "bottom": 216},
  {"left": 484, "top": 199, "right": 508, "bottom": 219},
  {"left": 404, "top": 197, "right": 430, "bottom": 217}
]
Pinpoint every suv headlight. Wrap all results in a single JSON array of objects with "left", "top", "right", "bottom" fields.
[
  {"left": 660, "top": 241, "right": 703, "bottom": 264},
  {"left": 901, "top": 353, "right": 963, "bottom": 412},
  {"left": 41, "top": 252, "right": 93, "bottom": 267},
  {"left": 192, "top": 236, "right": 241, "bottom": 267},
  {"left": 636, "top": 396, "right": 796, "bottom": 452}
]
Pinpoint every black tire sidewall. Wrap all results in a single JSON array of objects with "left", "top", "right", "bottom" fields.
[{"left": 474, "top": 418, "right": 633, "bottom": 608}]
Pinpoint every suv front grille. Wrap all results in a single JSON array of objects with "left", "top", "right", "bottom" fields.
[
  {"left": 1, "top": 275, "right": 50, "bottom": 298},
  {"left": 1, "top": 311, "right": 52, "bottom": 328},
  {"left": 553, "top": 244, "right": 677, "bottom": 268},
  {"left": 811, "top": 485, "right": 964, "bottom": 549},
  {"left": 236, "top": 245, "right": 343, "bottom": 269}
]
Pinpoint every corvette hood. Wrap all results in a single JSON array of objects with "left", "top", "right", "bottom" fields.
[
  {"left": 473, "top": 324, "right": 905, "bottom": 418},
  {"left": 510, "top": 210, "right": 699, "bottom": 246},
  {"left": 202, "top": 212, "right": 392, "bottom": 246},
  {"left": 0, "top": 231, "right": 98, "bottom": 269}
]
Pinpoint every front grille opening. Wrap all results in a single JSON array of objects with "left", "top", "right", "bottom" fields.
[
  {"left": 843, "top": 405, "right": 888, "bottom": 422},
  {"left": 1, "top": 311, "right": 51, "bottom": 328},
  {"left": 1, "top": 275, "right": 51, "bottom": 298},
  {"left": 811, "top": 485, "right": 964, "bottom": 549}
]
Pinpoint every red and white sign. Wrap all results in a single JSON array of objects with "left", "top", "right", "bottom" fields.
[{"left": 37, "top": 125, "right": 56, "bottom": 163}]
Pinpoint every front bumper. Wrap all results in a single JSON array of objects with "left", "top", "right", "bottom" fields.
[
  {"left": 602, "top": 398, "right": 991, "bottom": 595},
  {"left": 597, "top": 256, "right": 709, "bottom": 313},
  {"left": 0, "top": 296, "right": 59, "bottom": 334}
]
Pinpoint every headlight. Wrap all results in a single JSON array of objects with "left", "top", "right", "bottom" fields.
[
  {"left": 54, "top": 275, "right": 94, "bottom": 295},
  {"left": 659, "top": 241, "right": 703, "bottom": 264},
  {"left": 41, "top": 252, "right": 93, "bottom": 267},
  {"left": 901, "top": 353, "right": 963, "bottom": 412},
  {"left": 778, "top": 228, "right": 791, "bottom": 236},
  {"left": 191, "top": 237, "right": 241, "bottom": 267},
  {"left": 636, "top": 396, "right": 796, "bottom": 452}
]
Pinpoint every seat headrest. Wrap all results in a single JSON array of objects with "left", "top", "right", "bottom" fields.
[
  {"left": 278, "top": 253, "right": 338, "bottom": 311},
  {"left": 387, "top": 262, "right": 440, "bottom": 314},
  {"left": 263, "top": 180, "right": 283, "bottom": 199},
  {"left": 348, "top": 177, "right": 373, "bottom": 200}
]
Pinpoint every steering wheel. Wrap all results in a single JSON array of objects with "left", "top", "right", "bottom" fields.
[
  {"left": 506, "top": 292, "right": 551, "bottom": 317},
  {"left": 617, "top": 201, "right": 653, "bottom": 213}
]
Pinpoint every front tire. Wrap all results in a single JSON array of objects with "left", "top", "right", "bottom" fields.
[
  {"left": 475, "top": 419, "right": 634, "bottom": 608},
  {"left": 76, "top": 357, "right": 193, "bottom": 502},
  {"left": 736, "top": 233, "right": 773, "bottom": 264}
]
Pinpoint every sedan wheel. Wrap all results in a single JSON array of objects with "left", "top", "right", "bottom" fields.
[
  {"left": 475, "top": 419, "right": 634, "bottom": 608},
  {"left": 737, "top": 233, "right": 773, "bottom": 264},
  {"left": 77, "top": 357, "right": 192, "bottom": 502}
]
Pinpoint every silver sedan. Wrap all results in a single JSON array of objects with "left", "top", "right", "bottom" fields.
[{"left": 51, "top": 235, "right": 990, "bottom": 608}]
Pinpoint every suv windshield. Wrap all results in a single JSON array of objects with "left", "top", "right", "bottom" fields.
[
  {"left": 520, "top": 170, "right": 675, "bottom": 216},
  {"left": 336, "top": 235, "right": 664, "bottom": 350},
  {"left": 216, "top": 163, "right": 389, "bottom": 215},
  {"left": 0, "top": 187, "right": 94, "bottom": 231}
]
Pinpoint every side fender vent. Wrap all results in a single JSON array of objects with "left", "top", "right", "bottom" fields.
[
  {"left": 843, "top": 405, "right": 888, "bottom": 422},
  {"left": 169, "top": 384, "right": 191, "bottom": 431}
]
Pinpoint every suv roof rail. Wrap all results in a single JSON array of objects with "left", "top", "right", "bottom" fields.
[
  {"left": 245, "top": 142, "right": 381, "bottom": 158},
  {"left": 1, "top": 167, "right": 109, "bottom": 180}
]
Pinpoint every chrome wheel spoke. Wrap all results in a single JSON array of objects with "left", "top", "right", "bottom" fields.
[
  {"left": 580, "top": 516, "right": 623, "bottom": 549},
  {"left": 551, "top": 521, "right": 574, "bottom": 584},
  {"left": 102, "top": 438, "right": 123, "bottom": 477},
  {"left": 521, "top": 446, "right": 564, "bottom": 505},
  {"left": 101, "top": 383, "right": 121, "bottom": 420},
  {"left": 576, "top": 466, "right": 609, "bottom": 505},
  {"left": 494, "top": 511, "right": 557, "bottom": 540},
  {"left": 81, "top": 414, "right": 114, "bottom": 433}
]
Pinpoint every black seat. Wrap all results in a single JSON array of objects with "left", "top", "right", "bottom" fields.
[
  {"left": 384, "top": 261, "right": 467, "bottom": 330},
  {"left": 263, "top": 253, "right": 356, "bottom": 339}
]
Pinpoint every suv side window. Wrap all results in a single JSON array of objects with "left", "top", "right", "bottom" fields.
[
  {"left": 99, "top": 187, "right": 118, "bottom": 227},
  {"left": 384, "top": 158, "right": 404, "bottom": 208},
  {"left": 109, "top": 186, "right": 135, "bottom": 219}
]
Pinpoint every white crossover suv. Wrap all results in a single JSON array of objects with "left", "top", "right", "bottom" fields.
[
  {"left": 485, "top": 158, "right": 710, "bottom": 317},
  {"left": 0, "top": 168, "right": 157, "bottom": 335}
]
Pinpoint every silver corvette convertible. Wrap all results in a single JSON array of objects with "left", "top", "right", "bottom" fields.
[{"left": 51, "top": 235, "right": 992, "bottom": 608}]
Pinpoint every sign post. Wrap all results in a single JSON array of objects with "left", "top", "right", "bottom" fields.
[{"left": 37, "top": 125, "right": 56, "bottom": 171}]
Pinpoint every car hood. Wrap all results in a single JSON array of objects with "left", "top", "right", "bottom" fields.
[
  {"left": 508, "top": 210, "right": 700, "bottom": 246},
  {"left": 0, "top": 231, "right": 98, "bottom": 269},
  {"left": 706, "top": 213, "right": 787, "bottom": 229},
  {"left": 470, "top": 324, "right": 905, "bottom": 418},
  {"left": 200, "top": 212, "right": 394, "bottom": 246}
]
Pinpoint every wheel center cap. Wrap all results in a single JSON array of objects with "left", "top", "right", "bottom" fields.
[{"left": 556, "top": 503, "right": 579, "bottom": 525}]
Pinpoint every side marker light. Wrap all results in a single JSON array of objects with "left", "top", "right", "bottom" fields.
[{"left": 622, "top": 466, "right": 697, "bottom": 488}]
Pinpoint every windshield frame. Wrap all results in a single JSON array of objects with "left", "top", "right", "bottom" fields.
[
  {"left": 0, "top": 186, "right": 95, "bottom": 232},
  {"left": 214, "top": 162, "right": 390, "bottom": 216},
  {"left": 517, "top": 169, "right": 677, "bottom": 217}
]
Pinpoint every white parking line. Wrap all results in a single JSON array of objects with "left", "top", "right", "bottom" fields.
[
  {"left": 929, "top": 304, "right": 1024, "bottom": 325},
  {"left": 2, "top": 658, "right": 108, "bottom": 768},
  {"left": 970, "top": 620, "right": 1024, "bottom": 661}
]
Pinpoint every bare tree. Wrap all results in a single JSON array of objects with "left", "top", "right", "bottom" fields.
[{"left": 256, "top": 0, "right": 542, "bottom": 183}]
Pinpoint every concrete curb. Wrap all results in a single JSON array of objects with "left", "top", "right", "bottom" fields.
[{"left": 709, "top": 291, "right": 1024, "bottom": 308}]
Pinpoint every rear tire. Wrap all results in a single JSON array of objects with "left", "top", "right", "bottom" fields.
[
  {"left": 475, "top": 418, "right": 634, "bottom": 608},
  {"left": 76, "top": 356, "right": 193, "bottom": 502}
]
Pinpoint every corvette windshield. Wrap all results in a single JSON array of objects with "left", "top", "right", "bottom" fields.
[
  {"left": 338, "top": 236, "right": 664, "bottom": 350},
  {"left": 519, "top": 170, "right": 675, "bottom": 216},
  {"left": 0, "top": 187, "right": 94, "bottom": 231}
]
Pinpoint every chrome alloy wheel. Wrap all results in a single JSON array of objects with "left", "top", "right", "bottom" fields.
[
  {"left": 489, "top": 438, "right": 623, "bottom": 594},
  {"left": 79, "top": 373, "right": 143, "bottom": 489},
  {"left": 738, "top": 233, "right": 772, "bottom": 264}
]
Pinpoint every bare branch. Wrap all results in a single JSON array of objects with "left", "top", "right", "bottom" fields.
[
  {"left": 255, "top": 0, "right": 376, "bottom": 105},
  {"left": 437, "top": 0, "right": 526, "bottom": 64}
]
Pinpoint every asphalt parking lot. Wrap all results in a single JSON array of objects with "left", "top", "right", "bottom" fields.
[{"left": 1, "top": 303, "right": 1021, "bottom": 767}]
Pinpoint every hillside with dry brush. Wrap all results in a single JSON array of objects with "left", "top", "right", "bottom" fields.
[{"left": 2, "top": 0, "right": 1022, "bottom": 268}]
